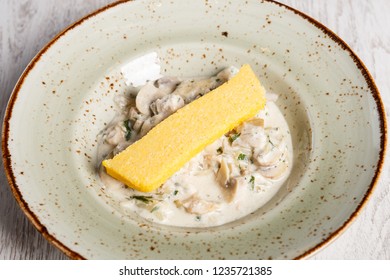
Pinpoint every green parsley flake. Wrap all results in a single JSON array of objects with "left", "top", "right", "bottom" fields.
[
  {"left": 130, "top": 195, "right": 153, "bottom": 204},
  {"left": 249, "top": 176, "right": 255, "bottom": 190},
  {"left": 217, "top": 147, "right": 223, "bottom": 154},
  {"left": 238, "top": 153, "right": 246, "bottom": 160},
  {"left": 123, "top": 119, "right": 132, "bottom": 141},
  {"left": 229, "top": 133, "right": 241, "bottom": 144}
]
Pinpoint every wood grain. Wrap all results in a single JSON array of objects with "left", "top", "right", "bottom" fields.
[{"left": 0, "top": 0, "right": 389, "bottom": 260}]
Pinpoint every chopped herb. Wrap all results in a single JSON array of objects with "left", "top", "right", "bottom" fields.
[
  {"left": 195, "top": 215, "right": 201, "bottom": 221},
  {"left": 130, "top": 195, "right": 153, "bottom": 204},
  {"left": 216, "top": 78, "right": 221, "bottom": 82},
  {"left": 249, "top": 176, "right": 255, "bottom": 190},
  {"left": 151, "top": 206, "right": 159, "bottom": 213},
  {"left": 123, "top": 119, "right": 132, "bottom": 141},
  {"left": 217, "top": 147, "right": 223, "bottom": 154},
  {"left": 173, "top": 190, "right": 179, "bottom": 196},
  {"left": 229, "top": 133, "right": 241, "bottom": 144},
  {"left": 238, "top": 153, "right": 246, "bottom": 160}
]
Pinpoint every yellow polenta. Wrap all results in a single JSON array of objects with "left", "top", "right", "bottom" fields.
[{"left": 102, "top": 64, "right": 266, "bottom": 192}]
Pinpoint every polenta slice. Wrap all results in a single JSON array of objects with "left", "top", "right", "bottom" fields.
[{"left": 102, "top": 64, "right": 266, "bottom": 192}]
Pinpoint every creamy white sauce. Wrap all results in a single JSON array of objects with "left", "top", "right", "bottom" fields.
[{"left": 97, "top": 68, "right": 292, "bottom": 227}]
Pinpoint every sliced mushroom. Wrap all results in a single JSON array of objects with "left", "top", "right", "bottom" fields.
[
  {"left": 175, "top": 194, "right": 219, "bottom": 215},
  {"left": 104, "top": 124, "right": 125, "bottom": 146},
  {"left": 128, "top": 107, "right": 147, "bottom": 132},
  {"left": 247, "top": 118, "right": 264, "bottom": 127},
  {"left": 171, "top": 80, "right": 205, "bottom": 103},
  {"left": 216, "top": 159, "right": 238, "bottom": 202},
  {"left": 223, "top": 178, "right": 238, "bottom": 202},
  {"left": 150, "top": 94, "right": 184, "bottom": 116},
  {"left": 166, "top": 67, "right": 238, "bottom": 104},
  {"left": 132, "top": 119, "right": 144, "bottom": 132},
  {"left": 128, "top": 107, "right": 142, "bottom": 122},
  {"left": 172, "top": 70, "right": 228, "bottom": 103},
  {"left": 216, "top": 159, "right": 230, "bottom": 187},
  {"left": 255, "top": 140, "right": 286, "bottom": 167},
  {"left": 139, "top": 113, "right": 166, "bottom": 136},
  {"left": 154, "top": 76, "right": 180, "bottom": 92},
  {"left": 135, "top": 82, "right": 167, "bottom": 115},
  {"left": 259, "top": 158, "right": 288, "bottom": 179},
  {"left": 216, "top": 66, "right": 239, "bottom": 80},
  {"left": 235, "top": 123, "right": 267, "bottom": 150}
]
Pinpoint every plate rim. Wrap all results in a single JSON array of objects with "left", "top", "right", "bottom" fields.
[{"left": 1, "top": 0, "right": 387, "bottom": 260}]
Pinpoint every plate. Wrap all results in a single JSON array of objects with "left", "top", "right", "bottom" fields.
[{"left": 2, "top": 0, "right": 386, "bottom": 259}]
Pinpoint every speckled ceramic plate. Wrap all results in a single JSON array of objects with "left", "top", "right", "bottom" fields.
[{"left": 2, "top": 0, "right": 386, "bottom": 259}]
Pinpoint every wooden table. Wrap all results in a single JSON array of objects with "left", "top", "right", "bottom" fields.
[{"left": 1, "top": 0, "right": 389, "bottom": 259}]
